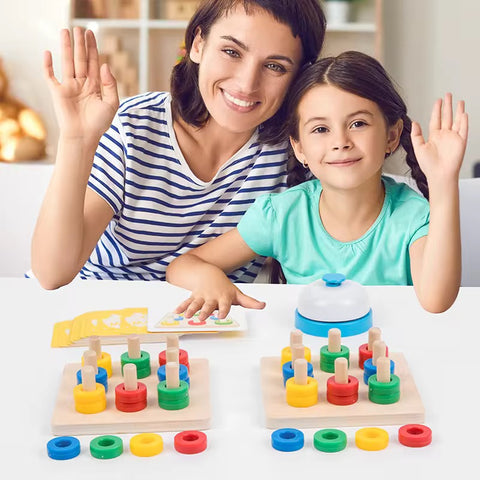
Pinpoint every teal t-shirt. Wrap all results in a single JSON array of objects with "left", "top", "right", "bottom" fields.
[{"left": 237, "top": 176, "right": 430, "bottom": 285}]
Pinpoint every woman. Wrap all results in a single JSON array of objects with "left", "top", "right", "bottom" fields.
[{"left": 31, "top": 0, "right": 326, "bottom": 289}]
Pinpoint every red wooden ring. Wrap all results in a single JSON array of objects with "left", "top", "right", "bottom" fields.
[
  {"left": 326, "top": 375, "right": 359, "bottom": 396},
  {"left": 358, "top": 344, "right": 389, "bottom": 369},
  {"left": 174, "top": 431, "right": 207, "bottom": 454},
  {"left": 115, "top": 382, "right": 147, "bottom": 403},
  {"left": 326, "top": 392, "right": 358, "bottom": 405},
  {"left": 159, "top": 349, "right": 189, "bottom": 369},
  {"left": 115, "top": 399, "right": 147, "bottom": 412},
  {"left": 398, "top": 424, "right": 432, "bottom": 447}
]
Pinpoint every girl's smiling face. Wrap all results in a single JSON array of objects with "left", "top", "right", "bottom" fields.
[
  {"left": 190, "top": 5, "right": 303, "bottom": 136},
  {"left": 290, "top": 84, "right": 403, "bottom": 191}
]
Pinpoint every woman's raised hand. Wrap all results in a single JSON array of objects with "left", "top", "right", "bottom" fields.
[
  {"left": 410, "top": 93, "right": 468, "bottom": 185},
  {"left": 44, "top": 28, "right": 119, "bottom": 144}
]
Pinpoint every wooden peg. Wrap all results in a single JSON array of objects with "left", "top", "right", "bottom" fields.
[
  {"left": 83, "top": 350, "right": 99, "bottom": 374},
  {"left": 290, "top": 329, "right": 303, "bottom": 347},
  {"left": 127, "top": 335, "right": 141, "bottom": 359},
  {"left": 367, "top": 327, "right": 381, "bottom": 351},
  {"left": 89, "top": 336, "right": 102, "bottom": 359},
  {"left": 291, "top": 344, "right": 305, "bottom": 365},
  {"left": 328, "top": 328, "right": 341, "bottom": 353},
  {"left": 372, "top": 340, "right": 387, "bottom": 366},
  {"left": 376, "top": 356, "right": 391, "bottom": 383},
  {"left": 166, "top": 334, "right": 179, "bottom": 350},
  {"left": 166, "top": 362, "right": 180, "bottom": 389},
  {"left": 166, "top": 347, "right": 179, "bottom": 364},
  {"left": 334, "top": 357, "right": 349, "bottom": 384},
  {"left": 81, "top": 366, "right": 96, "bottom": 392},
  {"left": 123, "top": 363, "right": 138, "bottom": 391},
  {"left": 293, "top": 358, "right": 308, "bottom": 385}
]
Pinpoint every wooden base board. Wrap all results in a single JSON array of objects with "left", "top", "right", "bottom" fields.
[
  {"left": 260, "top": 352, "right": 424, "bottom": 429},
  {"left": 51, "top": 359, "right": 210, "bottom": 435}
]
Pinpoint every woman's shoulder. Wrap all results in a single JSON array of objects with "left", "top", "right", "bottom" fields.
[{"left": 118, "top": 91, "right": 172, "bottom": 115}]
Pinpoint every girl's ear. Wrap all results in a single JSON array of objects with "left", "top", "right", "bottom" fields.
[
  {"left": 190, "top": 27, "right": 204, "bottom": 64},
  {"left": 289, "top": 136, "right": 307, "bottom": 167},
  {"left": 387, "top": 118, "right": 403, "bottom": 154}
]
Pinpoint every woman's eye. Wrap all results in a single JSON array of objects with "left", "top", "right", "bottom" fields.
[{"left": 223, "top": 48, "right": 240, "bottom": 58}]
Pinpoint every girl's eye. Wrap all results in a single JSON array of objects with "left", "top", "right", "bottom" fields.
[
  {"left": 351, "top": 120, "right": 367, "bottom": 129},
  {"left": 265, "top": 63, "right": 287, "bottom": 73},
  {"left": 313, "top": 126, "right": 328, "bottom": 134}
]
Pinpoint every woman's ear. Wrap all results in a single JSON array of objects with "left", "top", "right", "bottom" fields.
[
  {"left": 387, "top": 118, "right": 403, "bottom": 154},
  {"left": 289, "top": 136, "right": 307, "bottom": 167},
  {"left": 190, "top": 27, "right": 204, "bottom": 64}
]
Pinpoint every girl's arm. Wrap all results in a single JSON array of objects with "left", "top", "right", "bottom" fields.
[
  {"left": 166, "top": 228, "right": 266, "bottom": 320},
  {"left": 31, "top": 28, "right": 119, "bottom": 289},
  {"left": 409, "top": 93, "right": 468, "bottom": 313}
]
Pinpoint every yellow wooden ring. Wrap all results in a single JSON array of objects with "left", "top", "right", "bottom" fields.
[
  {"left": 281, "top": 346, "right": 312, "bottom": 368},
  {"left": 73, "top": 384, "right": 106, "bottom": 414},
  {"left": 130, "top": 433, "right": 163, "bottom": 457},
  {"left": 286, "top": 377, "right": 318, "bottom": 407},
  {"left": 81, "top": 352, "right": 112, "bottom": 377},
  {"left": 355, "top": 427, "right": 389, "bottom": 451}
]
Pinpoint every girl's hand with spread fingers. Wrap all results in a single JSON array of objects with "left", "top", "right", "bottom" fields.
[
  {"left": 174, "top": 269, "right": 265, "bottom": 321},
  {"left": 410, "top": 93, "right": 468, "bottom": 186},
  {"left": 44, "top": 27, "right": 119, "bottom": 145}
]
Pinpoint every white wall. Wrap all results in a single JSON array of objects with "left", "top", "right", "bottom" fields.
[{"left": 384, "top": 0, "right": 480, "bottom": 178}]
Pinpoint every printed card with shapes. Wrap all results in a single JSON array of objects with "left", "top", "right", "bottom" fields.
[{"left": 147, "top": 305, "right": 247, "bottom": 333}]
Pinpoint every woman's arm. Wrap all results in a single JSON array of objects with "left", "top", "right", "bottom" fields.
[
  {"left": 31, "top": 28, "right": 119, "bottom": 289},
  {"left": 409, "top": 93, "right": 468, "bottom": 312},
  {"left": 166, "top": 228, "right": 266, "bottom": 320}
]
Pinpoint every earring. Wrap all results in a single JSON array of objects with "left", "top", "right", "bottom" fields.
[
  {"left": 302, "top": 159, "right": 309, "bottom": 169},
  {"left": 385, "top": 149, "right": 391, "bottom": 158}
]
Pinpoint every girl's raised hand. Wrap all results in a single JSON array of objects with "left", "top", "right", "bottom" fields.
[
  {"left": 44, "top": 28, "right": 119, "bottom": 144},
  {"left": 410, "top": 93, "right": 468, "bottom": 184}
]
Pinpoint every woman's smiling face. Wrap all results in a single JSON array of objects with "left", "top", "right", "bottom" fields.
[{"left": 189, "top": 5, "right": 303, "bottom": 136}]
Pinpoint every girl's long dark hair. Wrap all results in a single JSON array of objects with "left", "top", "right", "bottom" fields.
[
  {"left": 170, "top": 0, "right": 326, "bottom": 145},
  {"left": 270, "top": 51, "right": 429, "bottom": 284}
]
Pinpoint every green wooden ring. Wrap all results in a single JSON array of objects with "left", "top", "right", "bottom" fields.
[
  {"left": 157, "top": 380, "right": 190, "bottom": 410},
  {"left": 120, "top": 351, "right": 151, "bottom": 379},
  {"left": 313, "top": 429, "right": 347, "bottom": 453},
  {"left": 90, "top": 435, "right": 123, "bottom": 459},
  {"left": 368, "top": 374, "right": 401, "bottom": 404},
  {"left": 320, "top": 345, "right": 350, "bottom": 373}
]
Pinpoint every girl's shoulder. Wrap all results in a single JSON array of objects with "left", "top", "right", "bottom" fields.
[
  {"left": 383, "top": 175, "right": 429, "bottom": 216},
  {"left": 383, "top": 175, "right": 426, "bottom": 199}
]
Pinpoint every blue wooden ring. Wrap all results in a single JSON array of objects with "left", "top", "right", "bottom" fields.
[
  {"left": 271, "top": 428, "right": 304, "bottom": 452},
  {"left": 47, "top": 436, "right": 80, "bottom": 460}
]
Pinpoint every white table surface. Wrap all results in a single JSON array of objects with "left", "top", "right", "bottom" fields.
[{"left": 0, "top": 277, "right": 477, "bottom": 479}]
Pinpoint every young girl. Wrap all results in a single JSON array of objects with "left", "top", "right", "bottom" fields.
[
  {"left": 166, "top": 51, "right": 468, "bottom": 315},
  {"left": 31, "top": 0, "right": 326, "bottom": 289}
]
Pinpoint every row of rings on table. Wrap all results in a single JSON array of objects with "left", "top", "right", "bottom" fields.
[
  {"left": 271, "top": 424, "right": 432, "bottom": 452},
  {"left": 46, "top": 430, "right": 207, "bottom": 460}
]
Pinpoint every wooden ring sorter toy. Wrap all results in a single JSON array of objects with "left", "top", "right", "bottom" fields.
[
  {"left": 52, "top": 334, "right": 210, "bottom": 435},
  {"left": 260, "top": 328, "right": 425, "bottom": 429}
]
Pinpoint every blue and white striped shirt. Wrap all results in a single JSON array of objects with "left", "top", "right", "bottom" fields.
[{"left": 81, "top": 92, "right": 288, "bottom": 282}]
